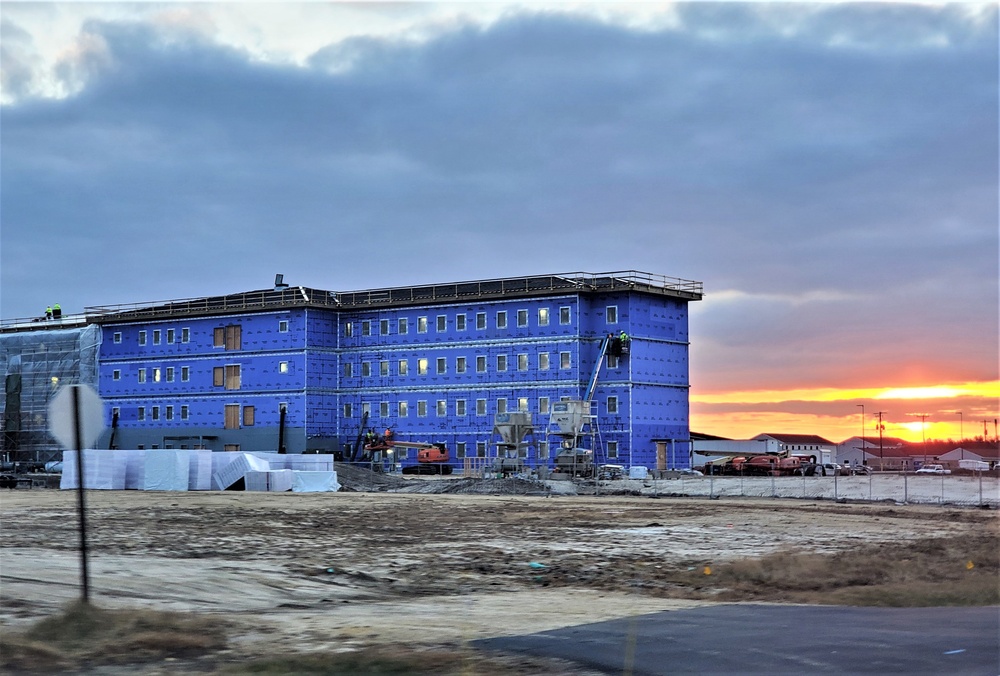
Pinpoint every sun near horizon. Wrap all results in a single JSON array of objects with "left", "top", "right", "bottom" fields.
[{"left": 691, "top": 380, "right": 1000, "bottom": 444}]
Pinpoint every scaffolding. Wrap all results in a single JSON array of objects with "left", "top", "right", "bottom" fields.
[{"left": 0, "top": 325, "right": 101, "bottom": 467}]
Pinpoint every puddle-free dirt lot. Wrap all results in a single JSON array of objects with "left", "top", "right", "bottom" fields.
[{"left": 1, "top": 488, "right": 994, "bottom": 667}]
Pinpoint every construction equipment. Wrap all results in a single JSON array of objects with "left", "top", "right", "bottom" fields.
[
  {"left": 549, "top": 335, "right": 615, "bottom": 477},
  {"left": 491, "top": 411, "right": 535, "bottom": 476},
  {"left": 399, "top": 442, "right": 453, "bottom": 475}
]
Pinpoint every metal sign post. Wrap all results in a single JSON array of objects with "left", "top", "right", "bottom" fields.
[{"left": 48, "top": 384, "right": 105, "bottom": 604}]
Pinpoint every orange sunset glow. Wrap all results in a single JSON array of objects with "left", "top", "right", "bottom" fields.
[{"left": 691, "top": 380, "right": 1000, "bottom": 444}]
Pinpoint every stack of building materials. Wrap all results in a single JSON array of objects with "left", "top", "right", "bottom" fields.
[
  {"left": 59, "top": 450, "right": 338, "bottom": 492},
  {"left": 188, "top": 450, "right": 213, "bottom": 490},
  {"left": 292, "top": 471, "right": 341, "bottom": 492},
  {"left": 245, "top": 469, "right": 295, "bottom": 492},
  {"left": 212, "top": 453, "right": 271, "bottom": 491},
  {"left": 143, "top": 449, "right": 191, "bottom": 491},
  {"left": 60, "top": 450, "right": 127, "bottom": 490}
]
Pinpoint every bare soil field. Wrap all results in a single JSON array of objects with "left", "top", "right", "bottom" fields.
[{"left": 1, "top": 482, "right": 997, "bottom": 673}]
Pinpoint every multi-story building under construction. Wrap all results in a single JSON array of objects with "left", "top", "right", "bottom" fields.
[{"left": 1, "top": 271, "right": 703, "bottom": 471}]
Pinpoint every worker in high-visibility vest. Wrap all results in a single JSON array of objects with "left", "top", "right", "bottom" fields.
[
  {"left": 45, "top": 306, "right": 52, "bottom": 320},
  {"left": 52, "top": 303, "right": 62, "bottom": 319}
]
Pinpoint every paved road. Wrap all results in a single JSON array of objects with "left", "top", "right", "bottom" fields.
[{"left": 476, "top": 604, "right": 1000, "bottom": 675}]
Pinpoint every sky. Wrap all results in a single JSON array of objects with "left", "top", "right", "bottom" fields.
[{"left": 1, "top": 2, "right": 997, "bottom": 444}]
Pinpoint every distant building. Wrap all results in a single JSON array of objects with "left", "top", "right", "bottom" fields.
[
  {"left": 835, "top": 436, "right": 911, "bottom": 469},
  {"left": 1, "top": 271, "right": 703, "bottom": 471},
  {"left": 939, "top": 442, "right": 1000, "bottom": 469},
  {"left": 753, "top": 433, "right": 836, "bottom": 464}
]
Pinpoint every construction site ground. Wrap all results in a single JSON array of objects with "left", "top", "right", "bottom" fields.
[{"left": 1, "top": 468, "right": 997, "bottom": 673}]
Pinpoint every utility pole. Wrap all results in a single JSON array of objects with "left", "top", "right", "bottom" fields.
[
  {"left": 918, "top": 414, "right": 928, "bottom": 468},
  {"left": 856, "top": 404, "right": 865, "bottom": 468},
  {"left": 874, "top": 411, "right": 887, "bottom": 471}
]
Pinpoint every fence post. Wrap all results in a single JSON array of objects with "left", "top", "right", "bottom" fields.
[
  {"left": 710, "top": 474, "right": 714, "bottom": 499},
  {"left": 834, "top": 471, "right": 838, "bottom": 501},
  {"left": 979, "top": 471, "right": 984, "bottom": 507},
  {"left": 771, "top": 473, "right": 776, "bottom": 498},
  {"left": 903, "top": 472, "right": 908, "bottom": 504}
]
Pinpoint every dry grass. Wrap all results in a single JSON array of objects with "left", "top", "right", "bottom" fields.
[
  {"left": 0, "top": 601, "right": 228, "bottom": 673},
  {"left": 218, "top": 645, "right": 594, "bottom": 675},
  {"left": 671, "top": 532, "right": 1000, "bottom": 606}
]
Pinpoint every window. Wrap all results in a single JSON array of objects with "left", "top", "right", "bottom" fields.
[
  {"left": 398, "top": 401, "right": 408, "bottom": 417},
  {"left": 223, "top": 444, "right": 240, "bottom": 452},
  {"left": 113, "top": 369, "right": 121, "bottom": 381},
  {"left": 362, "top": 362, "right": 371, "bottom": 377},
  {"left": 476, "top": 399, "right": 487, "bottom": 416},
  {"left": 137, "top": 406, "right": 145, "bottom": 421},
  {"left": 607, "top": 396, "right": 619, "bottom": 414},
  {"left": 224, "top": 404, "right": 240, "bottom": 429},
  {"left": 279, "top": 361, "right": 289, "bottom": 374},
  {"left": 113, "top": 332, "right": 122, "bottom": 344},
  {"left": 380, "top": 401, "right": 389, "bottom": 418},
  {"left": 166, "top": 367, "right": 174, "bottom": 383},
  {"left": 456, "top": 442, "right": 467, "bottom": 459},
  {"left": 166, "top": 328, "right": 175, "bottom": 344},
  {"left": 243, "top": 406, "right": 255, "bottom": 426},
  {"left": 456, "top": 314, "right": 467, "bottom": 331},
  {"left": 398, "top": 318, "right": 408, "bottom": 334},
  {"left": 538, "top": 441, "right": 549, "bottom": 459},
  {"left": 138, "top": 369, "right": 147, "bottom": 384},
  {"left": 418, "top": 358, "right": 428, "bottom": 375},
  {"left": 362, "top": 402, "right": 371, "bottom": 417},
  {"left": 153, "top": 329, "right": 161, "bottom": 345},
  {"left": 539, "top": 397, "right": 550, "bottom": 414},
  {"left": 476, "top": 441, "right": 487, "bottom": 457},
  {"left": 497, "top": 398, "right": 507, "bottom": 414},
  {"left": 517, "top": 353, "right": 528, "bottom": 371},
  {"left": 560, "top": 306, "right": 571, "bottom": 325},
  {"left": 152, "top": 406, "right": 160, "bottom": 421},
  {"left": 496, "top": 355, "right": 507, "bottom": 372},
  {"left": 279, "top": 320, "right": 289, "bottom": 333},
  {"left": 436, "top": 400, "right": 447, "bottom": 417},
  {"left": 153, "top": 368, "right": 161, "bottom": 383},
  {"left": 476, "top": 356, "right": 487, "bottom": 373},
  {"left": 436, "top": 357, "right": 446, "bottom": 375},
  {"left": 518, "top": 397, "right": 529, "bottom": 412},
  {"left": 139, "top": 330, "right": 147, "bottom": 346},
  {"left": 476, "top": 312, "right": 487, "bottom": 330},
  {"left": 343, "top": 403, "right": 353, "bottom": 418},
  {"left": 417, "top": 400, "right": 428, "bottom": 417},
  {"left": 517, "top": 309, "right": 528, "bottom": 327},
  {"left": 607, "top": 441, "right": 619, "bottom": 459},
  {"left": 345, "top": 322, "right": 353, "bottom": 337},
  {"left": 538, "top": 353, "right": 550, "bottom": 370},
  {"left": 417, "top": 316, "right": 428, "bottom": 333},
  {"left": 496, "top": 311, "right": 507, "bottom": 329},
  {"left": 181, "top": 366, "right": 190, "bottom": 382},
  {"left": 607, "top": 306, "right": 618, "bottom": 324},
  {"left": 456, "top": 356, "right": 467, "bottom": 374},
  {"left": 437, "top": 315, "right": 446, "bottom": 332},
  {"left": 181, "top": 328, "right": 190, "bottom": 343},
  {"left": 398, "top": 359, "right": 408, "bottom": 376},
  {"left": 607, "top": 355, "right": 619, "bottom": 369},
  {"left": 215, "top": 325, "right": 242, "bottom": 350},
  {"left": 181, "top": 405, "right": 189, "bottom": 420},
  {"left": 380, "top": 319, "right": 390, "bottom": 335},
  {"left": 380, "top": 360, "right": 389, "bottom": 377},
  {"left": 456, "top": 400, "right": 467, "bottom": 416},
  {"left": 560, "top": 352, "right": 571, "bottom": 369},
  {"left": 362, "top": 320, "right": 371, "bottom": 336},
  {"left": 538, "top": 308, "right": 549, "bottom": 326},
  {"left": 344, "top": 362, "right": 353, "bottom": 378},
  {"left": 225, "top": 365, "right": 241, "bottom": 390}
]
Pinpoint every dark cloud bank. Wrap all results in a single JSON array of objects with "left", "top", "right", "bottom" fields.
[{"left": 2, "top": 4, "right": 996, "bottom": 393}]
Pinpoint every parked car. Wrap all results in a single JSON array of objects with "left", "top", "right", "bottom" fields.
[
  {"left": 916, "top": 464, "right": 951, "bottom": 475},
  {"left": 849, "top": 465, "right": 872, "bottom": 475},
  {"left": 677, "top": 468, "right": 704, "bottom": 477},
  {"left": 821, "top": 463, "right": 849, "bottom": 476}
]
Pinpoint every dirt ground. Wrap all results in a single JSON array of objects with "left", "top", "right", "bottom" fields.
[{"left": 1, "top": 482, "right": 996, "bottom": 672}]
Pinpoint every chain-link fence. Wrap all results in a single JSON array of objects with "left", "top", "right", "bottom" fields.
[{"left": 644, "top": 473, "right": 999, "bottom": 508}]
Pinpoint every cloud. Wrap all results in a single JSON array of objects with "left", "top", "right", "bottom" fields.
[{"left": 1, "top": 4, "right": 996, "bottom": 412}]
